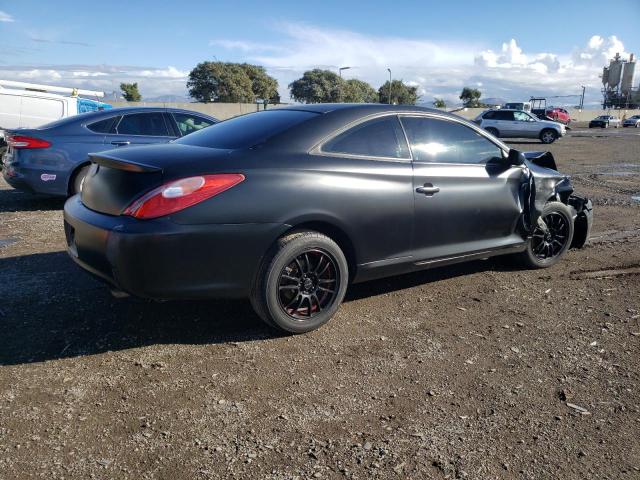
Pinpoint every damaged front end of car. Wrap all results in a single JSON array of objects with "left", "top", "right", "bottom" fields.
[{"left": 518, "top": 150, "right": 593, "bottom": 249}]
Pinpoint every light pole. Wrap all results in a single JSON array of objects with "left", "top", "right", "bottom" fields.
[
  {"left": 387, "top": 68, "right": 392, "bottom": 104},
  {"left": 339, "top": 66, "right": 351, "bottom": 103},
  {"left": 579, "top": 85, "right": 586, "bottom": 110}
]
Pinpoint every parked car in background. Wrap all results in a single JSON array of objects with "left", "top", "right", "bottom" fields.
[
  {"left": 474, "top": 109, "right": 566, "bottom": 143},
  {"left": 2, "top": 107, "right": 217, "bottom": 196},
  {"left": 589, "top": 115, "right": 621, "bottom": 128},
  {"left": 0, "top": 80, "right": 111, "bottom": 141},
  {"left": 64, "top": 104, "right": 592, "bottom": 333},
  {"left": 622, "top": 114, "right": 640, "bottom": 127},
  {"left": 503, "top": 102, "right": 531, "bottom": 112},
  {"left": 545, "top": 107, "right": 571, "bottom": 125}
]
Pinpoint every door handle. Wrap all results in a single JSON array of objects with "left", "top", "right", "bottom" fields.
[
  {"left": 111, "top": 141, "right": 130, "bottom": 146},
  {"left": 416, "top": 184, "right": 440, "bottom": 196}
]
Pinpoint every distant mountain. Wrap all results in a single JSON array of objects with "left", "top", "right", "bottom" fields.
[{"left": 482, "top": 97, "right": 506, "bottom": 107}]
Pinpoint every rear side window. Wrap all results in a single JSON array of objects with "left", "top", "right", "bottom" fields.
[
  {"left": 87, "top": 117, "right": 118, "bottom": 133},
  {"left": 322, "top": 116, "right": 410, "bottom": 159},
  {"left": 400, "top": 116, "right": 503, "bottom": 164},
  {"left": 493, "top": 111, "right": 515, "bottom": 121},
  {"left": 172, "top": 113, "right": 215, "bottom": 136},
  {"left": 116, "top": 113, "right": 170, "bottom": 136},
  {"left": 176, "top": 110, "right": 318, "bottom": 149}
]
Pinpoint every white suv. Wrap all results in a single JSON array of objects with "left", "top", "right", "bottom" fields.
[{"left": 474, "top": 109, "right": 566, "bottom": 144}]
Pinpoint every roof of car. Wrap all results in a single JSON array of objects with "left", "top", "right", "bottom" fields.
[
  {"left": 278, "top": 103, "right": 442, "bottom": 115},
  {"left": 72, "top": 106, "right": 218, "bottom": 122}
]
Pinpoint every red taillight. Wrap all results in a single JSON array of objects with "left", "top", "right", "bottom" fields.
[
  {"left": 7, "top": 135, "right": 51, "bottom": 149},
  {"left": 123, "top": 174, "right": 245, "bottom": 219}
]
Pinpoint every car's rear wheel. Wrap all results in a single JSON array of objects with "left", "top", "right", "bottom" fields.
[
  {"left": 70, "top": 165, "right": 90, "bottom": 196},
  {"left": 515, "top": 201, "right": 574, "bottom": 269},
  {"left": 251, "top": 231, "right": 349, "bottom": 333},
  {"left": 540, "top": 129, "right": 558, "bottom": 144},
  {"left": 485, "top": 127, "right": 499, "bottom": 137}
]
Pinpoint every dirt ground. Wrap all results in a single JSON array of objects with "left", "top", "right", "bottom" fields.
[{"left": 0, "top": 128, "right": 639, "bottom": 479}]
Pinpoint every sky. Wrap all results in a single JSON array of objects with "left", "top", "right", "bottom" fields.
[{"left": 1, "top": 0, "right": 639, "bottom": 105}]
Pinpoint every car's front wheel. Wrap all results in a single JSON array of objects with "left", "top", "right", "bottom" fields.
[
  {"left": 515, "top": 201, "right": 574, "bottom": 269},
  {"left": 251, "top": 230, "right": 349, "bottom": 333},
  {"left": 540, "top": 129, "right": 558, "bottom": 144}
]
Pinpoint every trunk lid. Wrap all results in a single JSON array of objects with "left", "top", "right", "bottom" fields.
[{"left": 80, "top": 143, "right": 234, "bottom": 216}]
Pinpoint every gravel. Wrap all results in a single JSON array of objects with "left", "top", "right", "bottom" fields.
[{"left": 0, "top": 132, "right": 639, "bottom": 479}]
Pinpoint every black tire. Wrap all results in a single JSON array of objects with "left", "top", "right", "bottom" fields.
[
  {"left": 515, "top": 201, "right": 574, "bottom": 269},
  {"left": 540, "top": 129, "right": 558, "bottom": 144},
  {"left": 485, "top": 127, "right": 499, "bottom": 137},
  {"left": 250, "top": 230, "right": 349, "bottom": 333},
  {"left": 70, "top": 165, "right": 90, "bottom": 196}
]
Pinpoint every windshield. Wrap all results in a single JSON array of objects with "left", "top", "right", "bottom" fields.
[{"left": 175, "top": 109, "right": 319, "bottom": 149}]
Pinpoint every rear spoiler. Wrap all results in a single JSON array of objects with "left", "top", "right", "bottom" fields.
[{"left": 89, "top": 153, "right": 162, "bottom": 173}]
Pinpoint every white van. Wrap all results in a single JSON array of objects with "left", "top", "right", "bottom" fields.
[{"left": 0, "top": 80, "right": 111, "bottom": 139}]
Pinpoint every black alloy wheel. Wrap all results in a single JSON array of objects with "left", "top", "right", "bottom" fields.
[
  {"left": 530, "top": 212, "right": 570, "bottom": 260},
  {"left": 277, "top": 249, "right": 339, "bottom": 319},
  {"left": 514, "top": 201, "right": 574, "bottom": 269},
  {"left": 251, "top": 231, "right": 349, "bottom": 333}
]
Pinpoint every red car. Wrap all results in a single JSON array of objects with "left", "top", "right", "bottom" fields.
[{"left": 545, "top": 107, "right": 571, "bottom": 125}]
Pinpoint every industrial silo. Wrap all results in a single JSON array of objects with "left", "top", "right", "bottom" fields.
[
  {"left": 608, "top": 56, "right": 623, "bottom": 87},
  {"left": 621, "top": 54, "right": 636, "bottom": 94}
]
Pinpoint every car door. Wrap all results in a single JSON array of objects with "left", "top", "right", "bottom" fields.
[
  {"left": 314, "top": 114, "right": 414, "bottom": 269},
  {"left": 493, "top": 110, "right": 516, "bottom": 137},
  {"left": 513, "top": 111, "right": 539, "bottom": 138},
  {"left": 400, "top": 115, "right": 526, "bottom": 262},
  {"left": 104, "top": 111, "right": 176, "bottom": 148}
]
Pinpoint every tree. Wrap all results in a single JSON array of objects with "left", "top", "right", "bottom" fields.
[
  {"left": 238, "top": 63, "right": 280, "bottom": 103},
  {"left": 378, "top": 80, "right": 419, "bottom": 105},
  {"left": 289, "top": 69, "right": 342, "bottom": 103},
  {"left": 120, "top": 82, "right": 141, "bottom": 102},
  {"left": 342, "top": 79, "right": 378, "bottom": 103},
  {"left": 433, "top": 98, "right": 446, "bottom": 109},
  {"left": 187, "top": 62, "right": 253, "bottom": 103},
  {"left": 459, "top": 87, "right": 482, "bottom": 107}
]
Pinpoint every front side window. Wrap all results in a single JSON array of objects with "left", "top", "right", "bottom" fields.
[
  {"left": 173, "top": 113, "right": 215, "bottom": 136},
  {"left": 322, "top": 116, "right": 410, "bottom": 159},
  {"left": 482, "top": 111, "right": 496, "bottom": 119},
  {"left": 400, "top": 116, "right": 503, "bottom": 164},
  {"left": 116, "top": 112, "right": 170, "bottom": 136},
  {"left": 514, "top": 111, "right": 534, "bottom": 122}
]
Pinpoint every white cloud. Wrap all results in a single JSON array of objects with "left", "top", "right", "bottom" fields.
[
  {"left": 0, "top": 27, "right": 632, "bottom": 106},
  {"left": 0, "top": 10, "right": 14, "bottom": 22},
  {"left": 0, "top": 65, "right": 189, "bottom": 98},
  {"left": 572, "top": 35, "right": 627, "bottom": 67}
]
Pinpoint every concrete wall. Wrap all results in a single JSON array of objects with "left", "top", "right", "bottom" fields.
[
  {"left": 111, "top": 101, "right": 640, "bottom": 123},
  {"left": 110, "top": 101, "right": 286, "bottom": 120},
  {"left": 450, "top": 107, "right": 640, "bottom": 122}
]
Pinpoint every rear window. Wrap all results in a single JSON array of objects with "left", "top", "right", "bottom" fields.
[{"left": 175, "top": 110, "right": 318, "bottom": 149}]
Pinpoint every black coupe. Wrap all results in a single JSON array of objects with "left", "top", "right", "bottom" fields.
[{"left": 64, "top": 104, "right": 593, "bottom": 333}]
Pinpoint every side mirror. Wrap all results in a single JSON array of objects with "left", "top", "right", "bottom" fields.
[{"left": 507, "top": 149, "right": 525, "bottom": 166}]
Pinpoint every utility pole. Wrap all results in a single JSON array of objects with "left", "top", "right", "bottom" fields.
[
  {"left": 387, "top": 68, "right": 392, "bottom": 104},
  {"left": 579, "top": 85, "right": 586, "bottom": 110},
  {"left": 339, "top": 67, "right": 351, "bottom": 103}
]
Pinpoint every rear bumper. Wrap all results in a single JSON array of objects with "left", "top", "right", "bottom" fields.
[
  {"left": 63, "top": 195, "right": 288, "bottom": 299},
  {"left": 2, "top": 152, "right": 69, "bottom": 196}
]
